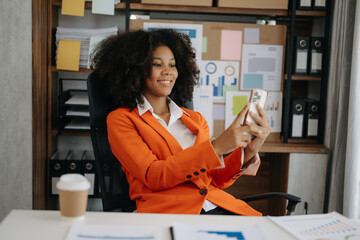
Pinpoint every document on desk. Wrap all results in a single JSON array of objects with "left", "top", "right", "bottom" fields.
[
  {"left": 171, "top": 223, "right": 267, "bottom": 240},
  {"left": 269, "top": 211, "right": 360, "bottom": 240},
  {"left": 66, "top": 223, "right": 164, "bottom": 240}
]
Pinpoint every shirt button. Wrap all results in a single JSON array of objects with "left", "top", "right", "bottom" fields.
[
  {"left": 200, "top": 189, "right": 207, "bottom": 195},
  {"left": 200, "top": 169, "right": 206, "bottom": 173},
  {"left": 186, "top": 175, "right": 192, "bottom": 179},
  {"left": 193, "top": 172, "right": 199, "bottom": 176}
]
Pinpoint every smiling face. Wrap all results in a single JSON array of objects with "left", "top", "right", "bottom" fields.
[{"left": 142, "top": 45, "right": 178, "bottom": 102}]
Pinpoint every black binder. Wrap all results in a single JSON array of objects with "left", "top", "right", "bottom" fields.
[
  {"left": 293, "top": 36, "right": 310, "bottom": 75},
  {"left": 65, "top": 150, "right": 82, "bottom": 174},
  {"left": 297, "top": 0, "right": 312, "bottom": 10},
  {"left": 309, "top": 37, "right": 324, "bottom": 76},
  {"left": 289, "top": 99, "right": 306, "bottom": 138},
  {"left": 81, "top": 150, "right": 98, "bottom": 197},
  {"left": 312, "top": 0, "right": 326, "bottom": 10},
  {"left": 304, "top": 99, "right": 320, "bottom": 138},
  {"left": 50, "top": 150, "right": 66, "bottom": 196}
]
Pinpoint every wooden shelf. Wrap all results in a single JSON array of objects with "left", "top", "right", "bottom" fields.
[
  {"left": 51, "top": 66, "right": 92, "bottom": 73},
  {"left": 260, "top": 143, "right": 328, "bottom": 154},
  {"left": 53, "top": 0, "right": 127, "bottom": 9},
  {"left": 296, "top": 10, "right": 326, "bottom": 17},
  {"left": 285, "top": 75, "right": 322, "bottom": 81},
  {"left": 52, "top": 1, "right": 289, "bottom": 16},
  {"left": 130, "top": 3, "right": 289, "bottom": 16},
  {"left": 52, "top": 1, "right": 326, "bottom": 17},
  {"left": 52, "top": 128, "right": 90, "bottom": 137}
]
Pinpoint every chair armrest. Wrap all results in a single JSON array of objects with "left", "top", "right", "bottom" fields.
[{"left": 241, "top": 192, "right": 302, "bottom": 215}]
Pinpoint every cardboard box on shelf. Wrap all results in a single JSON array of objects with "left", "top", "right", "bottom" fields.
[
  {"left": 217, "top": 0, "right": 288, "bottom": 10},
  {"left": 141, "top": 0, "right": 213, "bottom": 7}
]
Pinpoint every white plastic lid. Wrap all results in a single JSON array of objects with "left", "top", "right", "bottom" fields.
[{"left": 56, "top": 174, "right": 90, "bottom": 191}]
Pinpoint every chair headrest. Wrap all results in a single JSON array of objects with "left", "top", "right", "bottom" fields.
[{"left": 87, "top": 72, "right": 113, "bottom": 128}]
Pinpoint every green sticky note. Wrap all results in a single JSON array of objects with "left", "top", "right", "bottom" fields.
[
  {"left": 222, "top": 85, "right": 238, "bottom": 101},
  {"left": 233, "top": 96, "right": 248, "bottom": 115},
  {"left": 202, "top": 37, "right": 207, "bottom": 53}
]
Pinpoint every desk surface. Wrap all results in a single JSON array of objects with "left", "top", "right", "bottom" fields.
[{"left": 0, "top": 210, "right": 296, "bottom": 240}]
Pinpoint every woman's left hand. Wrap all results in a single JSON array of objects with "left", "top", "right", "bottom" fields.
[{"left": 244, "top": 104, "right": 271, "bottom": 161}]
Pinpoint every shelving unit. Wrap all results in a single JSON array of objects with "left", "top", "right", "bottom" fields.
[{"left": 32, "top": 0, "right": 332, "bottom": 214}]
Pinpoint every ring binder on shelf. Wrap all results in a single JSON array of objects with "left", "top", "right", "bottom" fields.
[
  {"left": 304, "top": 99, "right": 320, "bottom": 139},
  {"left": 313, "top": 0, "right": 326, "bottom": 10},
  {"left": 81, "top": 150, "right": 97, "bottom": 197},
  {"left": 65, "top": 150, "right": 82, "bottom": 174},
  {"left": 309, "top": 37, "right": 324, "bottom": 76},
  {"left": 50, "top": 150, "right": 66, "bottom": 196},
  {"left": 297, "top": 0, "right": 312, "bottom": 10},
  {"left": 289, "top": 99, "right": 306, "bottom": 138},
  {"left": 293, "top": 36, "right": 310, "bottom": 75}
]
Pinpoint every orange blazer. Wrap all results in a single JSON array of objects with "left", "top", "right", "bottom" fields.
[{"left": 107, "top": 107, "right": 261, "bottom": 216}]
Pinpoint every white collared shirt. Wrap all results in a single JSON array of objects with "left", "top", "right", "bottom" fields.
[{"left": 137, "top": 96, "right": 218, "bottom": 212}]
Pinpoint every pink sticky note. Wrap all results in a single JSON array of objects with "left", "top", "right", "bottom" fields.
[{"left": 220, "top": 30, "right": 242, "bottom": 61}]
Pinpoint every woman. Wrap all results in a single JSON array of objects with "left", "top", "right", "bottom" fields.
[{"left": 91, "top": 29, "right": 271, "bottom": 215}]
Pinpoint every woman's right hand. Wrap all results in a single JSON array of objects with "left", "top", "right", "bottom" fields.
[{"left": 211, "top": 103, "right": 252, "bottom": 156}]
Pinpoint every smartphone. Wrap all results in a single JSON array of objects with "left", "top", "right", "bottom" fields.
[{"left": 243, "top": 88, "right": 268, "bottom": 136}]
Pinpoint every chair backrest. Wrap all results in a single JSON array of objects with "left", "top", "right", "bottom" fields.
[{"left": 87, "top": 72, "right": 135, "bottom": 212}]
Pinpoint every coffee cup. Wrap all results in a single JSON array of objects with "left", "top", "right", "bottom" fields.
[{"left": 56, "top": 174, "right": 90, "bottom": 221}]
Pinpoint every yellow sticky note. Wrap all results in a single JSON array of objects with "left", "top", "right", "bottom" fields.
[
  {"left": 56, "top": 40, "right": 81, "bottom": 71},
  {"left": 61, "top": 0, "right": 85, "bottom": 16},
  {"left": 233, "top": 95, "right": 248, "bottom": 115}
]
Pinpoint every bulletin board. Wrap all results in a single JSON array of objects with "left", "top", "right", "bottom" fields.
[{"left": 130, "top": 19, "right": 287, "bottom": 140}]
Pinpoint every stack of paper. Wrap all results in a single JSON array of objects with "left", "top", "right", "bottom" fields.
[{"left": 55, "top": 26, "right": 118, "bottom": 69}]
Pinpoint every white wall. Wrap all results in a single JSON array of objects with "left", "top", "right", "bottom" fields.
[
  {"left": 0, "top": 1, "right": 32, "bottom": 221},
  {"left": 287, "top": 153, "right": 328, "bottom": 215}
]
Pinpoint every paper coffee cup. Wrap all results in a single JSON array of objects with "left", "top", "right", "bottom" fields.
[{"left": 56, "top": 174, "right": 90, "bottom": 221}]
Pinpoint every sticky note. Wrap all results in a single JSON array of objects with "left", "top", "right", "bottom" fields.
[
  {"left": 220, "top": 30, "right": 242, "bottom": 61},
  {"left": 222, "top": 85, "right": 238, "bottom": 101},
  {"left": 61, "top": 0, "right": 85, "bottom": 17},
  {"left": 233, "top": 95, "right": 248, "bottom": 115},
  {"left": 92, "top": 0, "right": 115, "bottom": 15},
  {"left": 243, "top": 73, "right": 263, "bottom": 89},
  {"left": 202, "top": 37, "right": 207, "bottom": 53},
  {"left": 56, "top": 40, "right": 81, "bottom": 71},
  {"left": 244, "top": 28, "right": 260, "bottom": 44}
]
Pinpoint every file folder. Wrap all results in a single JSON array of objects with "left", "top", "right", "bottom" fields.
[
  {"left": 304, "top": 99, "right": 320, "bottom": 138},
  {"left": 81, "top": 150, "right": 97, "bottom": 197},
  {"left": 309, "top": 37, "right": 324, "bottom": 76},
  {"left": 50, "top": 150, "right": 66, "bottom": 196},
  {"left": 65, "top": 150, "right": 82, "bottom": 174},
  {"left": 297, "top": 0, "right": 312, "bottom": 10},
  {"left": 289, "top": 99, "right": 306, "bottom": 138},
  {"left": 293, "top": 36, "right": 310, "bottom": 75},
  {"left": 313, "top": 0, "right": 326, "bottom": 10}
]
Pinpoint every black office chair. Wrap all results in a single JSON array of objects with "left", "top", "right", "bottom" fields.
[
  {"left": 87, "top": 72, "right": 301, "bottom": 215},
  {"left": 87, "top": 72, "right": 136, "bottom": 212}
]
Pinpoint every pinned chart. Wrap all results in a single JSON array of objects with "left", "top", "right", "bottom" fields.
[
  {"left": 224, "top": 91, "right": 282, "bottom": 132},
  {"left": 270, "top": 211, "right": 360, "bottom": 240},
  {"left": 200, "top": 61, "right": 240, "bottom": 101}
]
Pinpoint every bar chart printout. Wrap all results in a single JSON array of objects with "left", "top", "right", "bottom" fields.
[
  {"left": 171, "top": 223, "right": 268, "bottom": 240},
  {"left": 269, "top": 211, "right": 360, "bottom": 240},
  {"left": 66, "top": 224, "right": 163, "bottom": 240}
]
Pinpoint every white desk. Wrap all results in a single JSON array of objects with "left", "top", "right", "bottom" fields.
[{"left": 0, "top": 210, "right": 296, "bottom": 240}]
